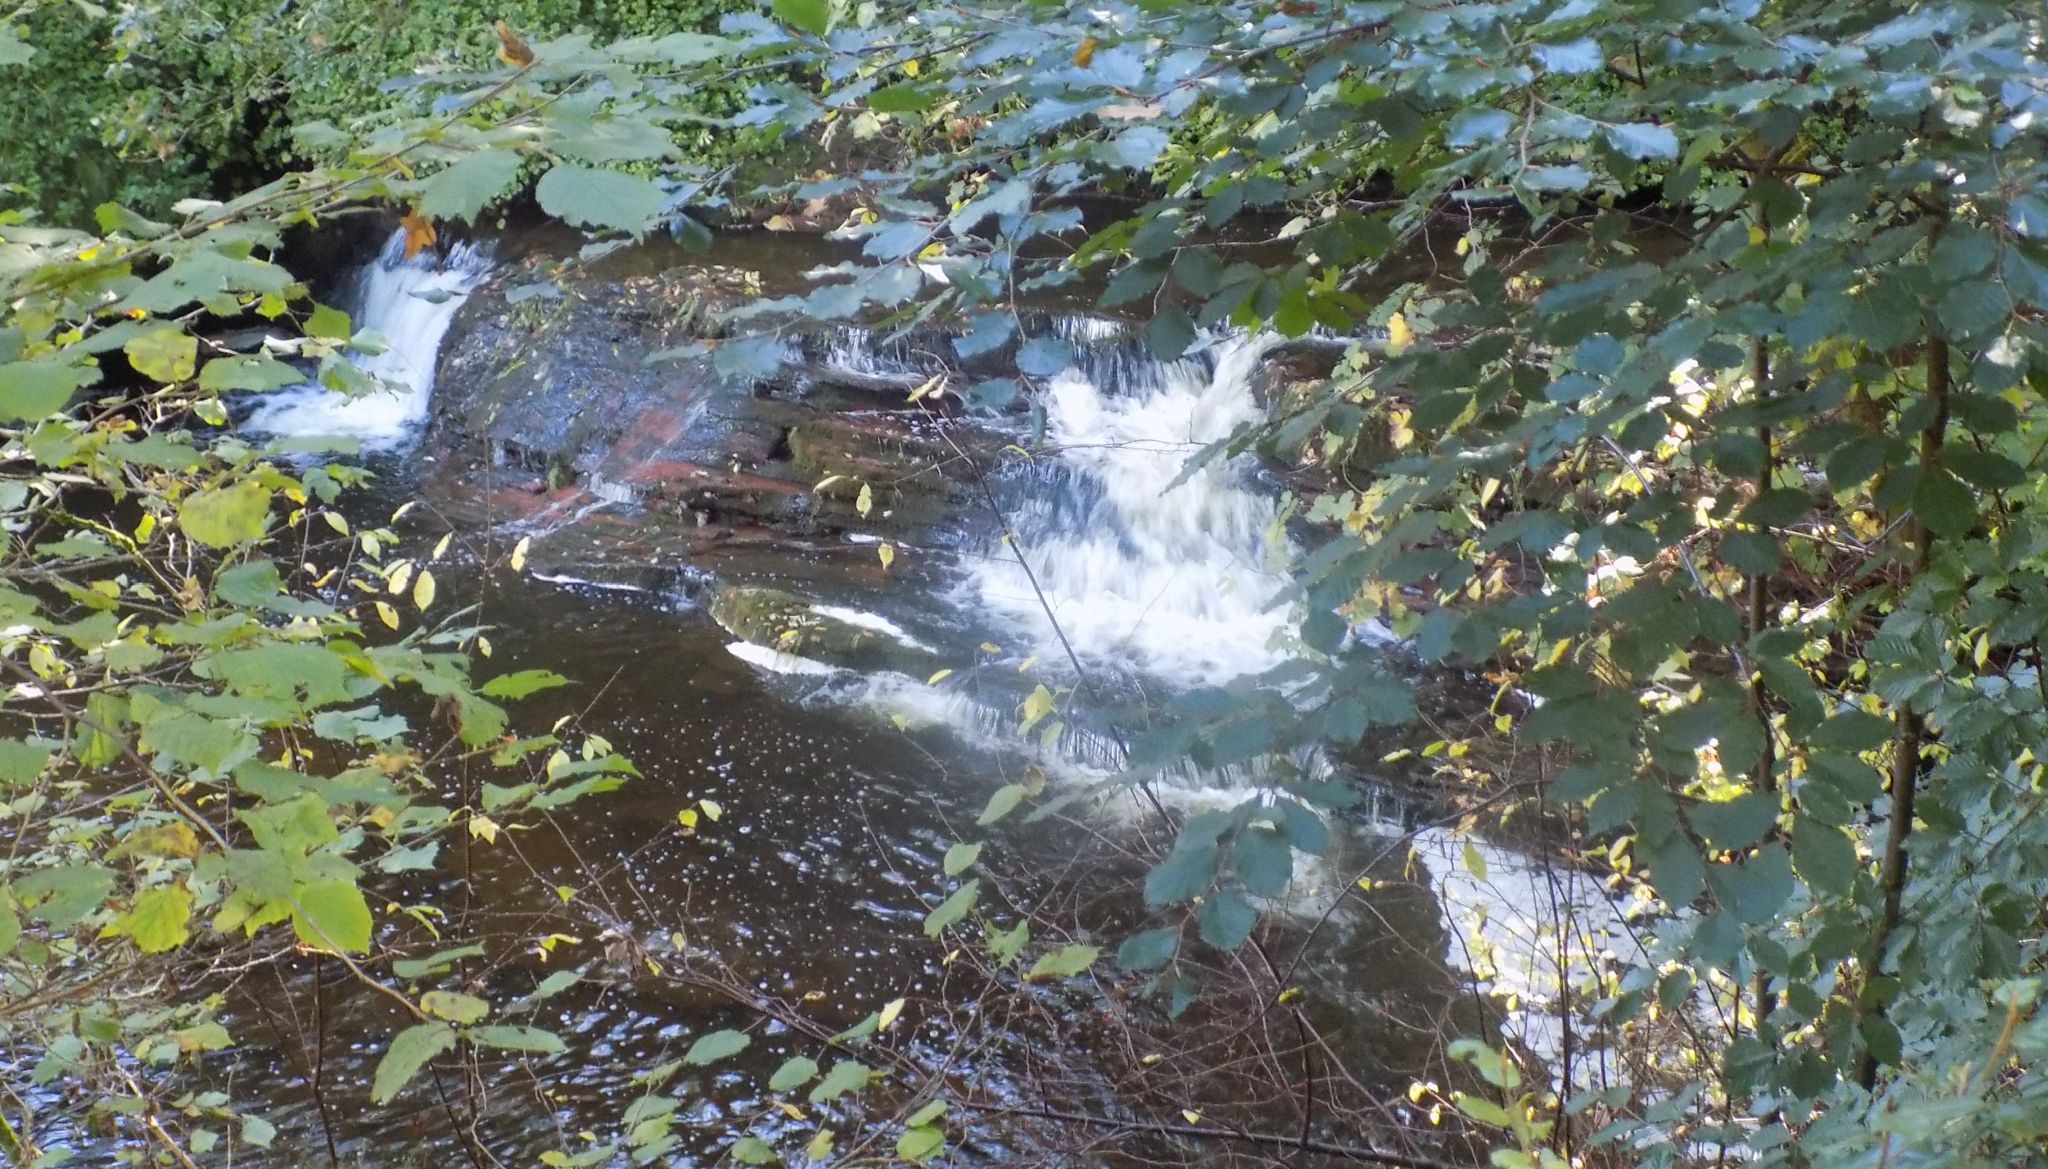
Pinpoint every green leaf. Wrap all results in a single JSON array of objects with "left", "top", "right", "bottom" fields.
[
  {"left": 0, "top": 27, "right": 33, "bottom": 66},
  {"left": 1913, "top": 466, "right": 1977, "bottom": 539},
  {"left": 240, "top": 1115, "right": 276, "bottom": 1150},
  {"left": 1532, "top": 38, "right": 1603, "bottom": 73},
  {"left": 480, "top": 670, "right": 571, "bottom": 699},
  {"left": 868, "top": 82, "right": 933, "bottom": 113},
  {"left": 305, "top": 303, "right": 351, "bottom": 341},
  {"left": 468, "top": 1025, "right": 566, "bottom": 1053},
  {"left": 923, "top": 878, "right": 980, "bottom": 937},
  {"left": 292, "top": 879, "right": 372, "bottom": 954},
  {"left": 942, "top": 842, "right": 981, "bottom": 876},
  {"left": 393, "top": 944, "right": 487, "bottom": 980},
  {"left": 1144, "top": 842, "right": 1218, "bottom": 907},
  {"left": 1689, "top": 793, "right": 1779, "bottom": 852},
  {"left": 421, "top": 990, "right": 490, "bottom": 1024},
  {"left": 731, "top": 1136, "right": 779, "bottom": 1165},
  {"left": 179, "top": 481, "right": 272, "bottom": 548},
  {"left": 198, "top": 354, "right": 304, "bottom": 393},
  {"left": 1606, "top": 122, "right": 1679, "bottom": 160},
  {"left": 1026, "top": 943, "right": 1099, "bottom": 981},
  {"left": 986, "top": 920, "right": 1029, "bottom": 966},
  {"left": 807, "top": 1059, "right": 872, "bottom": 1103},
  {"left": 1117, "top": 927, "right": 1178, "bottom": 971},
  {"left": 17, "top": 863, "right": 115, "bottom": 928},
  {"left": 124, "top": 329, "right": 197, "bottom": 383},
  {"left": 0, "top": 360, "right": 89, "bottom": 421},
  {"left": 419, "top": 149, "right": 525, "bottom": 224},
  {"left": 1196, "top": 889, "right": 1258, "bottom": 950},
  {"left": 772, "top": 0, "right": 830, "bottom": 35},
  {"left": 769, "top": 1056, "right": 818, "bottom": 1092},
  {"left": 977, "top": 783, "right": 1027, "bottom": 826},
  {"left": 897, "top": 1126, "right": 943, "bottom": 1163},
  {"left": 0, "top": 738, "right": 53, "bottom": 785},
  {"left": 534, "top": 164, "right": 668, "bottom": 235},
  {"left": 1148, "top": 304, "right": 1196, "bottom": 359},
  {"left": 1446, "top": 108, "right": 1514, "bottom": 146},
  {"left": 528, "top": 970, "right": 579, "bottom": 1000},
  {"left": 684, "top": 1028, "right": 751, "bottom": 1065},
  {"left": 371, "top": 1022, "right": 457, "bottom": 1104},
  {"left": 1231, "top": 826, "right": 1293, "bottom": 897},
  {"left": 1792, "top": 814, "right": 1859, "bottom": 896},
  {"left": 114, "top": 884, "right": 193, "bottom": 953}
]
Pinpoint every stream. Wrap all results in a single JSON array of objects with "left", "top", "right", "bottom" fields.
[{"left": 203, "top": 227, "right": 1626, "bottom": 1166}]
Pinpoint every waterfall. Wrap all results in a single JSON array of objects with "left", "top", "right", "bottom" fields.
[
  {"left": 242, "top": 229, "right": 493, "bottom": 451},
  {"left": 962, "top": 332, "right": 1296, "bottom": 689}
]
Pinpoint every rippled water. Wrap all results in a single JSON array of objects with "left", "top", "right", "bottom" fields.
[{"left": 175, "top": 229, "right": 1619, "bottom": 1168}]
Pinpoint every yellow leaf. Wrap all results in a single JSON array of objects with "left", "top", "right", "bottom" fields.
[
  {"left": 469, "top": 814, "right": 500, "bottom": 844},
  {"left": 477, "top": 635, "right": 493, "bottom": 657},
  {"left": 322, "top": 511, "right": 349, "bottom": 535},
  {"left": 806, "top": 1129, "right": 835, "bottom": 1161},
  {"left": 1386, "top": 311, "right": 1413, "bottom": 353},
  {"left": 677, "top": 808, "right": 699, "bottom": 829},
  {"left": 493, "top": 20, "right": 535, "bottom": 66},
  {"left": 400, "top": 209, "right": 438, "bottom": 260},
  {"left": 375, "top": 601, "right": 399, "bottom": 630},
  {"left": 699, "top": 798, "right": 723, "bottom": 821},
  {"left": 926, "top": 668, "right": 953, "bottom": 685},
  {"left": 387, "top": 561, "right": 413, "bottom": 597},
  {"left": 432, "top": 532, "right": 452, "bottom": 560},
  {"left": 856, "top": 483, "right": 874, "bottom": 518},
  {"left": 390, "top": 501, "right": 416, "bottom": 523},
  {"left": 878, "top": 997, "right": 905, "bottom": 1031},
  {"left": 878, "top": 543, "right": 896, "bottom": 571},
  {"left": 413, "top": 569, "right": 436, "bottom": 611},
  {"left": 1182, "top": 1110, "right": 1201, "bottom": 1125},
  {"left": 511, "top": 536, "right": 531, "bottom": 572},
  {"left": 902, "top": 58, "right": 921, "bottom": 77},
  {"left": 1073, "top": 35, "right": 1099, "bottom": 67}
]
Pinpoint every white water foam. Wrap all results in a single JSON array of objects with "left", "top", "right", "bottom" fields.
[
  {"left": 963, "top": 334, "right": 1296, "bottom": 688},
  {"left": 724, "top": 642, "right": 845, "bottom": 676},
  {"left": 242, "top": 229, "right": 493, "bottom": 451},
  {"left": 808, "top": 605, "right": 937, "bottom": 652}
]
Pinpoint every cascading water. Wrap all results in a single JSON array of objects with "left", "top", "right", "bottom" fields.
[
  {"left": 242, "top": 229, "right": 493, "bottom": 451},
  {"left": 963, "top": 331, "right": 1296, "bottom": 689}
]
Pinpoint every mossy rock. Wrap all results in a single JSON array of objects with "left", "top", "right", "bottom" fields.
[
  {"left": 786, "top": 418, "right": 949, "bottom": 491},
  {"left": 710, "top": 585, "right": 940, "bottom": 676}
]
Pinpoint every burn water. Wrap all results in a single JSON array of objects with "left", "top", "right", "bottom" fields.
[{"left": 173, "top": 229, "right": 1626, "bottom": 1167}]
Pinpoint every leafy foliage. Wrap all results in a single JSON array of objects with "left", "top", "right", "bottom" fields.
[
  {"left": 0, "top": 0, "right": 777, "bottom": 226},
  {"left": 10, "top": 0, "right": 2048, "bottom": 1166}
]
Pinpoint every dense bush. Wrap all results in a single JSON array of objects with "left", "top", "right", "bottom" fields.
[{"left": 0, "top": 0, "right": 763, "bottom": 226}]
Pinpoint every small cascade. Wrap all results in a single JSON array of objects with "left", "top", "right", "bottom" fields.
[
  {"left": 963, "top": 333, "right": 1295, "bottom": 689},
  {"left": 242, "top": 229, "right": 493, "bottom": 451}
]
